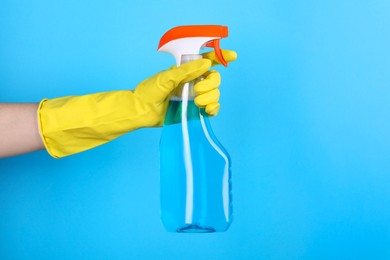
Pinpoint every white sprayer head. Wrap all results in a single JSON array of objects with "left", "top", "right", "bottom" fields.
[{"left": 158, "top": 25, "right": 229, "bottom": 67}]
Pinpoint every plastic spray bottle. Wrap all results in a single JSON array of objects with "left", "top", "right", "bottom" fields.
[{"left": 158, "top": 25, "right": 232, "bottom": 233}]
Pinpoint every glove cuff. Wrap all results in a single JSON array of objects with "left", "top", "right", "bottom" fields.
[
  {"left": 37, "top": 98, "right": 58, "bottom": 158},
  {"left": 37, "top": 90, "right": 147, "bottom": 158}
]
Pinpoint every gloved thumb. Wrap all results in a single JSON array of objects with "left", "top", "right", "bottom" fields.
[
  {"left": 170, "top": 58, "right": 212, "bottom": 84},
  {"left": 135, "top": 59, "right": 211, "bottom": 103}
]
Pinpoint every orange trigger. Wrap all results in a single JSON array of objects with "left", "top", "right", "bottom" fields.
[
  {"left": 204, "top": 39, "right": 227, "bottom": 67},
  {"left": 205, "top": 42, "right": 214, "bottom": 48}
]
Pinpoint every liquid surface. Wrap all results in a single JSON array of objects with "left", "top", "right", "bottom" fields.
[{"left": 160, "top": 100, "right": 232, "bottom": 232}]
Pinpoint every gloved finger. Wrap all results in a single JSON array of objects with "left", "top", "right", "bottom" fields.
[
  {"left": 194, "top": 88, "right": 220, "bottom": 107},
  {"left": 157, "top": 59, "right": 211, "bottom": 97},
  {"left": 202, "top": 50, "right": 237, "bottom": 67},
  {"left": 205, "top": 102, "right": 220, "bottom": 116},
  {"left": 194, "top": 70, "right": 221, "bottom": 95},
  {"left": 137, "top": 59, "right": 212, "bottom": 103}
]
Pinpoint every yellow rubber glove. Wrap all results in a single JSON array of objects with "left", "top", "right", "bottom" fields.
[{"left": 38, "top": 50, "right": 237, "bottom": 158}]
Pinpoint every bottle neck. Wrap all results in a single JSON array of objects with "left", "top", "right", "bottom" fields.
[
  {"left": 180, "top": 54, "right": 202, "bottom": 65},
  {"left": 170, "top": 54, "right": 203, "bottom": 101}
]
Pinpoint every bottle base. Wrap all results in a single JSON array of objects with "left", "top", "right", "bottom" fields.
[{"left": 177, "top": 224, "right": 216, "bottom": 233}]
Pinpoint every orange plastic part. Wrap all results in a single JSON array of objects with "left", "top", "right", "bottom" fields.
[
  {"left": 205, "top": 39, "right": 227, "bottom": 67},
  {"left": 158, "top": 25, "right": 229, "bottom": 67}
]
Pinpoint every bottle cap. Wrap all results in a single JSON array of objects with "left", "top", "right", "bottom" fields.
[{"left": 181, "top": 54, "right": 202, "bottom": 64}]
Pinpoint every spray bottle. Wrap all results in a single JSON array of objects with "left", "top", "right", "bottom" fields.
[{"left": 158, "top": 25, "right": 232, "bottom": 233}]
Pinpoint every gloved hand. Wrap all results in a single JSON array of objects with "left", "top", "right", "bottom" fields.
[{"left": 38, "top": 50, "right": 237, "bottom": 158}]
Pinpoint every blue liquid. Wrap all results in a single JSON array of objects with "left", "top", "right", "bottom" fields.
[{"left": 160, "top": 100, "right": 232, "bottom": 233}]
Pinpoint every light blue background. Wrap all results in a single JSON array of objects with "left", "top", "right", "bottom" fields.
[{"left": 1, "top": 0, "right": 390, "bottom": 259}]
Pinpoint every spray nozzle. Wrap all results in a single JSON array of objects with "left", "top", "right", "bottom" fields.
[{"left": 158, "top": 25, "right": 229, "bottom": 67}]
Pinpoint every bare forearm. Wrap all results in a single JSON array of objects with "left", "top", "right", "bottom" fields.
[{"left": 0, "top": 103, "right": 45, "bottom": 158}]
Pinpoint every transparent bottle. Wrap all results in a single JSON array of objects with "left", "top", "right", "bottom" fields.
[{"left": 160, "top": 54, "right": 233, "bottom": 233}]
